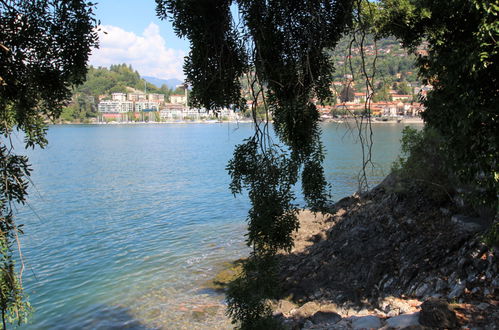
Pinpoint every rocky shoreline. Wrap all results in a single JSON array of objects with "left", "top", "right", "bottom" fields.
[{"left": 271, "top": 175, "right": 498, "bottom": 329}]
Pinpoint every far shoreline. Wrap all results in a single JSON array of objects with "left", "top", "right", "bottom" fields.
[{"left": 51, "top": 117, "right": 424, "bottom": 126}]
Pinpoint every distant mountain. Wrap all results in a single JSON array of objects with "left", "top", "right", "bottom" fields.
[{"left": 142, "top": 76, "right": 183, "bottom": 89}]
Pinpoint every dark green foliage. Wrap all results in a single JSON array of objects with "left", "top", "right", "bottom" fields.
[
  {"left": 157, "top": 0, "right": 353, "bottom": 327},
  {"left": 330, "top": 34, "right": 420, "bottom": 101},
  {"left": 228, "top": 140, "right": 300, "bottom": 255},
  {"left": 156, "top": 0, "right": 248, "bottom": 109},
  {"left": 0, "top": 0, "right": 98, "bottom": 143},
  {"left": 378, "top": 0, "right": 498, "bottom": 211},
  {"left": 0, "top": 1, "right": 98, "bottom": 327},
  {"left": 483, "top": 220, "right": 499, "bottom": 248},
  {"left": 0, "top": 145, "right": 32, "bottom": 327},
  {"left": 226, "top": 256, "right": 283, "bottom": 330},
  {"left": 392, "top": 126, "right": 454, "bottom": 202}
]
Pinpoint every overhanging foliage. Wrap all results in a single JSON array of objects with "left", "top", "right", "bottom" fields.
[{"left": 0, "top": 1, "right": 98, "bottom": 327}]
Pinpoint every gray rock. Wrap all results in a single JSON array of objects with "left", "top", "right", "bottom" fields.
[
  {"left": 387, "top": 309, "right": 399, "bottom": 317},
  {"left": 448, "top": 281, "right": 466, "bottom": 299},
  {"left": 448, "top": 272, "right": 458, "bottom": 284},
  {"left": 329, "top": 318, "right": 352, "bottom": 329},
  {"left": 320, "top": 303, "right": 340, "bottom": 314},
  {"left": 351, "top": 315, "right": 382, "bottom": 329},
  {"left": 386, "top": 312, "right": 420, "bottom": 328},
  {"left": 310, "top": 311, "right": 342, "bottom": 325},
  {"left": 302, "top": 320, "right": 314, "bottom": 329},
  {"left": 415, "top": 283, "right": 430, "bottom": 297}
]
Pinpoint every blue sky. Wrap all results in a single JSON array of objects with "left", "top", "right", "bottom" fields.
[{"left": 90, "top": 0, "right": 189, "bottom": 80}]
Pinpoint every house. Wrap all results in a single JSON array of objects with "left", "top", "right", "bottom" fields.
[
  {"left": 170, "top": 94, "right": 187, "bottom": 105},
  {"left": 111, "top": 93, "right": 127, "bottom": 102},
  {"left": 148, "top": 93, "right": 165, "bottom": 103},
  {"left": 127, "top": 93, "right": 147, "bottom": 102},
  {"left": 353, "top": 92, "right": 367, "bottom": 104}
]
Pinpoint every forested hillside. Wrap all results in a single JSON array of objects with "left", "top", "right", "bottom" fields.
[
  {"left": 239, "top": 36, "right": 420, "bottom": 107},
  {"left": 60, "top": 64, "right": 182, "bottom": 122},
  {"left": 329, "top": 36, "right": 421, "bottom": 102}
]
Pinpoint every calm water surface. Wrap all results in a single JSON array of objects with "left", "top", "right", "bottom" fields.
[{"left": 15, "top": 122, "right": 421, "bottom": 329}]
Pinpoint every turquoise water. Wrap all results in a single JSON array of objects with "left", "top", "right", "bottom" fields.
[{"left": 14, "top": 122, "right": 420, "bottom": 329}]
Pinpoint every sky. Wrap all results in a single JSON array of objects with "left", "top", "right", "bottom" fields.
[{"left": 89, "top": 0, "right": 190, "bottom": 80}]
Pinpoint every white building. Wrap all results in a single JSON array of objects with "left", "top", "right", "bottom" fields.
[
  {"left": 135, "top": 101, "right": 159, "bottom": 112},
  {"left": 98, "top": 100, "right": 134, "bottom": 113},
  {"left": 98, "top": 101, "right": 123, "bottom": 113},
  {"left": 120, "top": 101, "right": 134, "bottom": 112},
  {"left": 160, "top": 104, "right": 184, "bottom": 120},
  {"left": 111, "top": 93, "right": 127, "bottom": 102},
  {"left": 170, "top": 94, "right": 187, "bottom": 105},
  {"left": 127, "top": 93, "right": 147, "bottom": 102},
  {"left": 148, "top": 93, "right": 165, "bottom": 103}
]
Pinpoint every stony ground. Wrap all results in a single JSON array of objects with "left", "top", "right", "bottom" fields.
[{"left": 273, "top": 175, "right": 498, "bottom": 329}]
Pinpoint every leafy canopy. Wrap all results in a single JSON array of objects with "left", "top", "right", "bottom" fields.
[
  {"left": 0, "top": 1, "right": 98, "bottom": 327},
  {"left": 157, "top": 0, "right": 354, "bottom": 327},
  {"left": 378, "top": 0, "right": 498, "bottom": 209}
]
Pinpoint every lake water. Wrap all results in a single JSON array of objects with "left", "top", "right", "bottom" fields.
[{"left": 14, "top": 122, "right": 421, "bottom": 329}]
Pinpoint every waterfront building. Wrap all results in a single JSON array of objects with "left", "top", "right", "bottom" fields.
[
  {"left": 135, "top": 101, "right": 159, "bottom": 112},
  {"left": 98, "top": 101, "right": 123, "bottom": 113},
  {"left": 98, "top": 100, "right": 134, "bottom": 113},
  {"left": 160, "top": 104, "right": 184, "bottom": 120},
  {"left": 120, "top": 101, "right": 134, "bottom": 112}
]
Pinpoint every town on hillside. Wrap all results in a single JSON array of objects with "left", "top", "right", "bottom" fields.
[
  {"left": 71, "top": 37, "right": 430, "bottom": 123},
  {"left": 97, "top": 90, "right": 237, "bottom": 123},
  {"left": 94, "top": 79, "right": 429, "bottom": 123}
]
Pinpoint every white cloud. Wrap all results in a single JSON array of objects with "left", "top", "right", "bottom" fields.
[{"left": 89, "top": 23, "right": 185, "bottom": 80}]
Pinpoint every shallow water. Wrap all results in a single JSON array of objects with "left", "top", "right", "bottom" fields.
[{"left": 13, "top": 122, "right": 421, "bottom": 329}]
